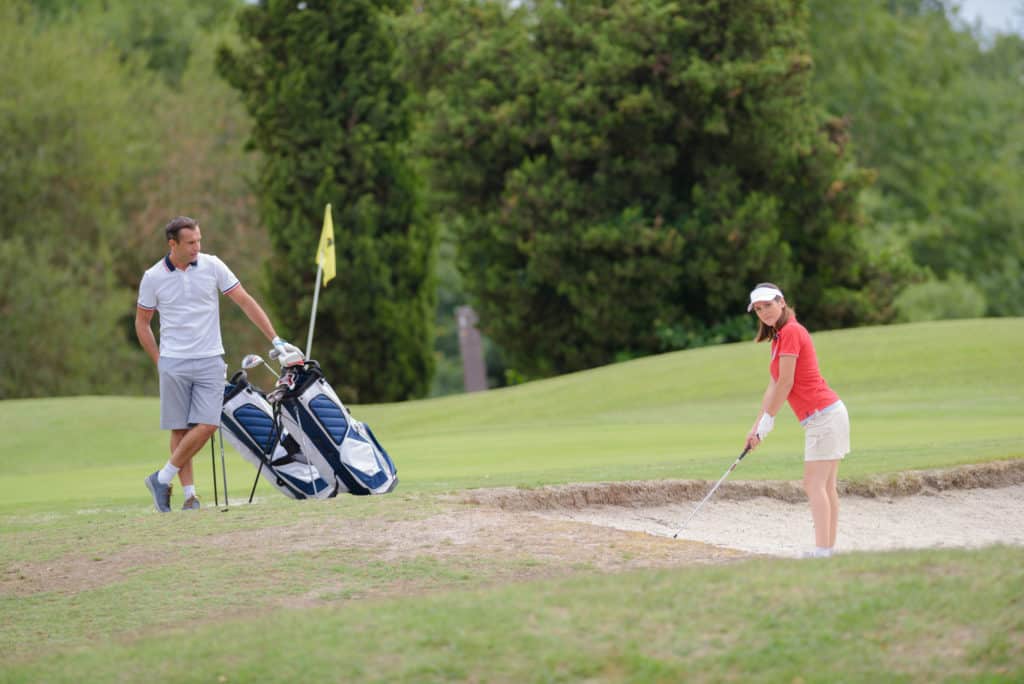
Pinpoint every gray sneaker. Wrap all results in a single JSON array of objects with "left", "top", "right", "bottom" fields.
[
  {"left": 182, "top": 496, "right": 201, "bottom": 511},
  {"left": 145, "top": 472, "right": 172, "bottom": 512}
]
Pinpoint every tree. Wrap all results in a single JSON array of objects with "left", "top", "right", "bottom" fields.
[
  {"left": 0, "top": 237, "right": 144, "bottom": 399},
  {"left": 402, "top": 0, "right": 893, "bottom": 378},
  {"left": 33, "top": 0, "right": 240, "bottom": 87},
  {"left": 0, "top": 1, "right": 164, "bottom": 398},
  {"left": 125, "top": 26, "right": 269, "bottom": 366},
  {"left": 809, "top": 0, "right": 1024, "bottom": 316},
  {"left": 218, "top": 0, "right": 436, "bottom": 402}
]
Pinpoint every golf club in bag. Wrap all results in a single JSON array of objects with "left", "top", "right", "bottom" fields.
[
  {"left": 672, "top": 446, "right": 751, "bottom": 538},
  {"left": 267, "top": 359, "right": 398, "bottom": 496},
  {"left": 220, "top": 368, "right": 337, "bottom": 502}
]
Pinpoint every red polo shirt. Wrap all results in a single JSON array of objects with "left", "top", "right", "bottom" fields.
[{"left": 770, "top": 317, "right": 840, "bottom": 422}]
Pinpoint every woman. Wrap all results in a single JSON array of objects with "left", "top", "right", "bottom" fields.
[{"left": 744, "top": 283, "right": 850, "bottom": 558}]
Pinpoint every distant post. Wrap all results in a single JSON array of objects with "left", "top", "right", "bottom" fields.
[{"left": 456, "top": 305, "right": 487, "bottom": 393}]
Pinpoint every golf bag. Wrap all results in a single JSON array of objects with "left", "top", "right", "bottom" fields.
[
  {"left": 221, "top": 371, "right": 337, "bottom": 500},
  {"left": 269, "top": 361, "right": 398, "bottom": 496}
]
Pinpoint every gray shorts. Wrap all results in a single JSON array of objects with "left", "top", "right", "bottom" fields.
[{"left": 158, "top": 355, "right": 227, "bottom": 430}]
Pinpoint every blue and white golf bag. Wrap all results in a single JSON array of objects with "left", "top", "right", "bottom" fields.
[
  {"left": 221, "top": 371, "right": 337, "bottom": 500},
  {"left": 269, "top": 361, "right": 398, "bottom": 496}
]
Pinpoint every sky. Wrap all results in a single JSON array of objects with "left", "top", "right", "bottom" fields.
[{"left": 954, "top": 0, "right": 1023, "bottom": 34}]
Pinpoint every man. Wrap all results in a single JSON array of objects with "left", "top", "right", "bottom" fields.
[{"left": 135, "top": 216, "right": 303, "bottom": 512}]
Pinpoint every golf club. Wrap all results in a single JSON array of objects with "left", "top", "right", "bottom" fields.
[
  {"left": 210, "top": 437, "right": 219, "bottom": 507},
  {"left": 242, "top": 353, "right": 278, "bottom": 379},
  {"left": 219, "top": 427, "right": 229, "bottom": 511},
  {"left": 672, "top": 446, "right": 751, "bottom": 538}
]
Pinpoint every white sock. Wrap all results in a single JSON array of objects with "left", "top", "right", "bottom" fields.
[
  {"left": 814, "top": 546, "right": 833, "bottom": 558},
  {"left": 183, "top": 485, "right": 196, "bottom": 499},
  {"left": 157, "top": 462, "right": 180, "bottom": 485}
]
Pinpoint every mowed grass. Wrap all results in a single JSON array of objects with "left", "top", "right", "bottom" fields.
[
  {"left": 0, "top": 319, "right": 1021, "bottom": 511},
  {"left": 2, "top": 544, "right": 1022, "bottom": 683},
  {"left": 1, "top": 491, "right": 1022, "bottom": 682},
  {"left": 1, "top": 319, "right": 1022, "bottom": 681}
]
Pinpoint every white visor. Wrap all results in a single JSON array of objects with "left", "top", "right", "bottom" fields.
[{"left": 747, "top": 286, "right": 783, "bottom": 312}]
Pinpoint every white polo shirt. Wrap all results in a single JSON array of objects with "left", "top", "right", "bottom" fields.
[{"left": 138, "top": 254, "right": 240, "bottom": 359}]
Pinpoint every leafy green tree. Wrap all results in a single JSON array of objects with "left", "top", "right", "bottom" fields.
[
  {"left": 402, "top": 0, "right": 893, "bottom": 378},
  {"left": 218, "top": 0, "right": 436, "bottom": 402},
  {"left": 809, "top": 0, "right": 1024, "bottom": 315},
  {"left": 0, "top": 237, "right": 144, "bottom": 399},
  {"left": 0, "top": 1, "right": 164, "bottom": 398},
  {"left": 32, "top": 0, "right": 240, "bottom": 87},
  {"left": 0, "top": 0, "right": 292, "bottom": 398},
  {"left": 893, "top": 273, "right": 986, "bottom": 323},
  {"left": 125, "top": 26, "right": 269, "bottom": 367},
  {"left": 0, "top": 2, "right": 161, "bottom": 247}
]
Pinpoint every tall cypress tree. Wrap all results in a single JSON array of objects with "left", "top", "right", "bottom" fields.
[{"left": 218, "top": 0, "right": 435, "bottom": 402}]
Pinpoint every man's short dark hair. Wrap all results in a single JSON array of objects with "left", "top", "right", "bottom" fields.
[{"left": 165, "top": 216, "right": 198, "bottom": 242}]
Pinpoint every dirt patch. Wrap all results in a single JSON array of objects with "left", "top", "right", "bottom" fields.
[
  {"left": 5, "top": 461, "right": 1021, "bottom": 598},
  {"left": 2, "top": 546, "right": 178, "bottom": 597},
  {"left": 460, "top": 460, "right": 1024, "bottom": 510},
  {"left": 200, "top": 508, "right": 748, "bottom": 575},
  {"left": 0, "top": 508, "right": 744, "bottom": 598}
]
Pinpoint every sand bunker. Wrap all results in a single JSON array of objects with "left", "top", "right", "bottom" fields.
[{"left": 464, "top": 460, "right": 1024, "bottom": 558}]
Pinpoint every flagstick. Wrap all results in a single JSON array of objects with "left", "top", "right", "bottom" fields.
[
  {"left": 305, "top": 260, "right": 324, "bottom": 497},
  {"left": 306, "top": 261, "right": 324, "bottom": 359}
]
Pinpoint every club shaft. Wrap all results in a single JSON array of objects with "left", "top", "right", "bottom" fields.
[
  {"left": 210, "top": 437, "right": 219, "bottom": 507},
  {"left": 219, "top": 428, "right": 229, "bottom": 509},
  {"left": 673, "top": 447, "right": 750, "bottom": 537},
  {"left": 678, "top": 464, "right": 736, "bottom": 529}
]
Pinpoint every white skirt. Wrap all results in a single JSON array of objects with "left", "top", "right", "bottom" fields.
[{"left": 802, "top": 400, "right": 850, "bottom": 462}]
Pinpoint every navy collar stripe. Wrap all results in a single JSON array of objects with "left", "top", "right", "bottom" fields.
[{"left": 164, "top": 254, "right": 199, "bottom": 271}]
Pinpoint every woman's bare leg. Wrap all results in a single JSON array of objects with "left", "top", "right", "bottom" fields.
[
  {"left": 826, "top": 460, "right": 840, "bottom": 548},
  {"left": 803, "top": 460, "right": 839, "bottom": 549}
]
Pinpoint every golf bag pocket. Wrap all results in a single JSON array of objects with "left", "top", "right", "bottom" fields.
[
  {"left": 221, "top": 372, "right": 336, "bottom": 500},
  {"left": 273, "top": 362, "right": 398, "bottom": 496}
]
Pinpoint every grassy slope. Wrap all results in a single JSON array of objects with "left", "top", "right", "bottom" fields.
[
  {"left": 0, "top": 319, "right": 1022, "bottom": 511},
  {"left": 0, "top": 320, "right": 1022, "bottom": 681}
]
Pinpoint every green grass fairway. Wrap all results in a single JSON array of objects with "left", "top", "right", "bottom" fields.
[
  {"left": 1, "top": 319, "right": 1022, "bottom": 682},
  {"left": 2, "top": 545, "right": 1021, "bottom": 683},
  {"left": 1, "top": 494, "right": 1021, "bottom": 682},
  {"left": 1, "top": 319, "right": 1021, "bottom": 511}
]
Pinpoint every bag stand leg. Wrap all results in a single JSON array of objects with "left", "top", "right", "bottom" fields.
[
  {"left": 247, "top": 410, "right": 278, "bottom": 504},
  {"left": 248, "top": 460, "right": 263, "bottom": 504},
  {"left": 210, "top": 437, "right": 219, "bottom": 507}
]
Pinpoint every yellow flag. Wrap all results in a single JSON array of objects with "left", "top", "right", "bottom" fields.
[{"left": 316, "top": 203, "right": 336, "bottom": 285}]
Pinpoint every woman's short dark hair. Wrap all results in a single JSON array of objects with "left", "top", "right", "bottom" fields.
[{"left": 165, "top": 216, "right": 198, "bottom": 242}]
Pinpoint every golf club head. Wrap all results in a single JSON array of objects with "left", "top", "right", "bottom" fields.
[{"left": 242, "top": 352, "right": 280, "bottom": 379}]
